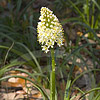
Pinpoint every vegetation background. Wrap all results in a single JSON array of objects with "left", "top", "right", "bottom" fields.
[{"left": 0, "top": 0, "right": 100, "bottom": 100}]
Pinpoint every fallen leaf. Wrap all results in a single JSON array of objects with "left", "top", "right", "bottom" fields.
[
  {"left": 88, "top": 39, "right": 96, "bottom": 44},
  {"left": 97, "top": 34, "right": 100, "bottom": 37},
  {"left": 84, "top": 34, "right": 88, "bottom": 37},
  {"left": 96, "top": 45, "right": 100, "bottom": 50},
  {"left": 8, "top": 77, "right": 17, "bottom": 83},
  {"left": 76, "top": 58, "right": 81, "bottom": 63},
  {"left": 16, "top": 90, "right": 26, "bottom": 94},
  {"left": 2, "top": 93, "right": 16, "bottom": 100},
  {"left": 32, "top": 92, "right": 42, "bottom": 98},
  {"left": 14, "top": 94, "right": 24, "bottom": 100},
  {"left": 77, "top": 32, "right": 83, "bottom": 36}
]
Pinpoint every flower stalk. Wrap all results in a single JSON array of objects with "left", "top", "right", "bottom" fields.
[{"left": 50, "top": 48, "right": 55, "bottom": 100}]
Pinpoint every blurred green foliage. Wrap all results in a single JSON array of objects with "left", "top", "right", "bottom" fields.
[{"left": 0, "top": 0, "right": 100, "bottom": 99}]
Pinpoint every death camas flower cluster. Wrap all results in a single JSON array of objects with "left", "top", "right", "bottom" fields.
[{"left": 37, "top": 7, "right": 64, "bottom": 53}]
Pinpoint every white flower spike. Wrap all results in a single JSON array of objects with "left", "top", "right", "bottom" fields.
[{"left": 37, "top": 7, "right": 64, "bottom": 53}]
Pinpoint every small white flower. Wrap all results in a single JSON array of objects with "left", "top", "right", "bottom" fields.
[
  {"left": 47, "top": 15, "right": 50, "bottom": 17},
  {"left": 48, "top": 19, "right": 50, "bottom": 22},
  {"left": 42, "top": 46, "right": 49, "bottom": 53},
  {"left": 50, "top": 25, "right": 53, "bottom": 28},
  {"left": 46, "top": 23, "right": 49, "bottom": 26}
]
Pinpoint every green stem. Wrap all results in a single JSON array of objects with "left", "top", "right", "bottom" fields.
[
  {"left": 91, "top": 1, "right": 95, "bottom": 29},
  {"left": 68, "top": 0, "right": 89, "bottom": 25},
  {"left": 50, "top": 48, "right": 55, "bottom": 100},
  {"left": 86, "top": 0, "right": 89, "bottom": 24}
]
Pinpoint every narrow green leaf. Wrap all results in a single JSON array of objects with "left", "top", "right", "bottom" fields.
[
  {"left": 15, "top": 42, "right": 42, "bottom": 74},
  {"left": 92, "top": 0, "right": 100, "bottom": 11},
  {"left": 0, "top": 61, "right": 25, "bottom": 77},
  {"left": 79, "top": 87, "right": 100, "bottom": 100},
  {"left": 19, "top": 0, "right": 35, "bottom": 19},
  {"left": 16, "top": 0, "right": 22, "bottom": 14},
  {"left": 64, "top": 80, "right": 71, "bottom": 100}
]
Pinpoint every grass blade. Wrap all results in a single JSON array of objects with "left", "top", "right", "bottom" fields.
[{"left": 15, "top": 42, "right": 42, "bottom": 74}]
